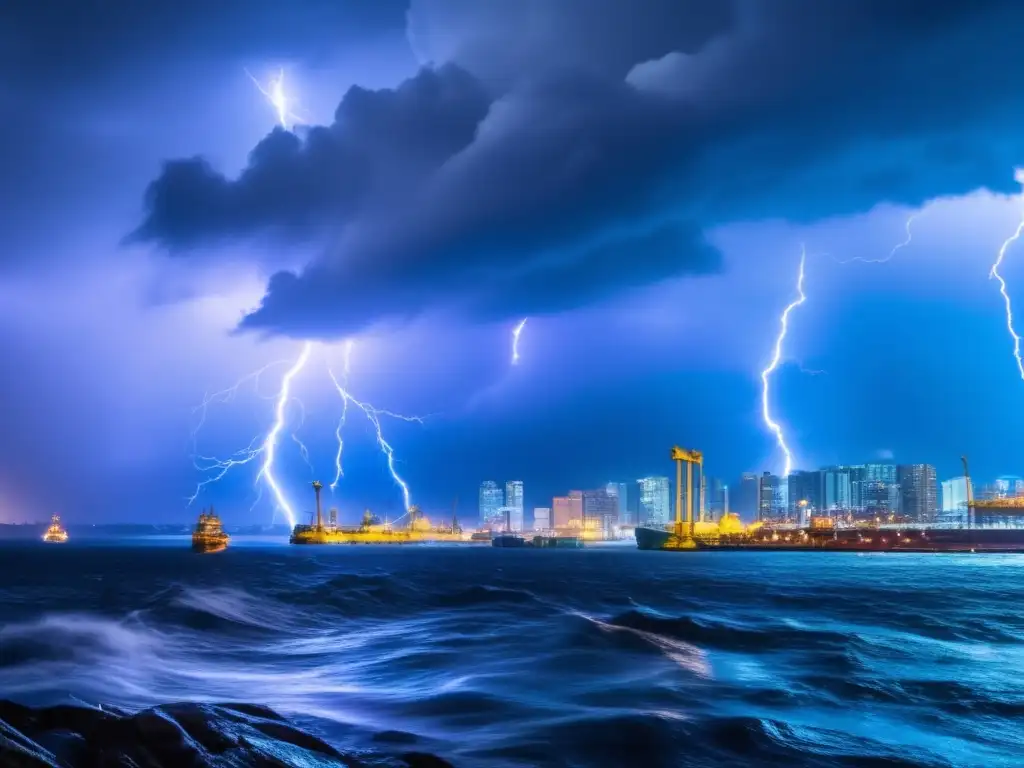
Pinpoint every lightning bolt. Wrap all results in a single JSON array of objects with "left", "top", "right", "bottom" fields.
[
  {"left": 290, "top": 397, "right": 313, "bottom": 473},
  {"left": 990, "top": 169, "right": 1024, "bottom": 381},
  {"left": 837, "top": 213, "right": 919, "bottom": 265},
  {"left": 189, "top": 343, "right": 312, "bottom": 529},
  {"left": 189, "top": 359, "right": 290, "bottom": 455},
  {"left": 512, "top": 318, "right": 528, "bottom": 365},
  {"left": 245, "top": 67, "right": 299, "bottom": 129},
  {"left": 329, "top": 340, "right": 354, "bottom": 491},
  {"left": 326, "top": 345, "right": 424, "bottom": 515},
  {"left": 255, "top": 342, "right": 313, "bottom": 528},
  {"left": 760, "top": 246, "right": 807, "bottom": 478}
]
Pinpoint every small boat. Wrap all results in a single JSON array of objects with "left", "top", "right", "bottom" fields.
[
  {"left": 192, "top": 507, "right": 229, "bottom": 553},
  {"left": 42, "top": 515, "right": 68, "bottom": 543}
]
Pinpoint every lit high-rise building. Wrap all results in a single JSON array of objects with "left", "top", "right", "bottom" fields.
[
  {"left": 533, "top": 507, "right": 551, "bottom": 531},
  {"left": 637, "top": 476, "right": 670, "bottom": 526},
  {"left": 495, "top": 506, "right": 522, "bottom": 532},
  {"left": 707, "top": 477, "right": 725, "bottom": 519},
  {"left": 606, "top": 482, "right": 629, "bottom": 525},
  {"left": 758, "top": 472, "right": 788, "bottom": 521},
  {"left": 787, "top": 470, "right": 822, "bottom": 518},
  {"left": 552, "top": 491, "right": 583, "bottom": 529},
  {"left": 583, "top": 489, "right": 618, "bottom": 535},
  {"left": 837, "top": 463, "right": 898, "bottom": 518},
  {"left": 898, "top": 464, "right": 938, "bottom": 523},
  {"left": 505, "top": 480, "right": 524, "bottom": 513},
  {"left": 820, "top": 467, "right": 852, "bottom": 512},
  {"left": 734, "top": 473, "right": 760, "bottom": 521},
  {"left": 479, "top": 480, "right": 504, "bottom": 528}
]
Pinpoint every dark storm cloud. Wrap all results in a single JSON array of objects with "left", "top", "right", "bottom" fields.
[
  {"left": 0, "top": 1, "right": 407, "bottom": 84},
  {"left": 135, "top": 0, "right": 1024, "bottom": 338},
  {"left": 132, "top": 64, "right": 490, "bottom": 249}
]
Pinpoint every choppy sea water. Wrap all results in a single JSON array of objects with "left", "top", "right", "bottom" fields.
[{"left": 1, "top": 540, "right": 1022, "bottom": 767}]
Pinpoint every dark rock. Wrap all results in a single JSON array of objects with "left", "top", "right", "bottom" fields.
[
  {"left": 399, "top": 753, "right": 456, "bottom": 768},
  {"left": 0, "top": 700, "right": 388, "bottom": 767}
]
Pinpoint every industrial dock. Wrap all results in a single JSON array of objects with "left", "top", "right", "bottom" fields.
[
  {"left": 290, "top": 481, "right": 472, "bottom": 545},
  {"left": 636, "top": 449, "right": 1024, "bottom": 553}
]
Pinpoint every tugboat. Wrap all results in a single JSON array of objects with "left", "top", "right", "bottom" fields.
[
  {"left": 42, "top": 515, "right": 68, "bottom": 543},
  {"left": 192, "top": 507, "right": 229, "bottom": 553}
]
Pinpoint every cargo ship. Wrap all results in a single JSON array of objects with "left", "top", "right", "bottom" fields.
[
  {"left": 290, "top": 481, "right": 469, "bottom": 545},
  {"left": 192, "top": 507, "right": 229, "bottom": 553},
  {"left": 42, "top": 515, "right": 68, "bottom": 543},
  {"left": 636, "top": 521, "right": 1024, "bottom": 552}
]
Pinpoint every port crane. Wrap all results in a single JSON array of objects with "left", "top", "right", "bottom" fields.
[{"left": 670, "top": 446, "right": 703, "bottom": 538}]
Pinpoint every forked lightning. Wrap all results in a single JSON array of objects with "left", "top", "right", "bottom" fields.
[
  {"left": 991, "top": 169, "right": 1024, "bottom": 381},
  {"left": 760, "top": 247, "right": 807, "bottom": 478}
]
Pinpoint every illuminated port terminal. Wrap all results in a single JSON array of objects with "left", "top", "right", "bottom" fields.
[{"left": 635, "top": 451, "right": 1024, "bottom": 552}]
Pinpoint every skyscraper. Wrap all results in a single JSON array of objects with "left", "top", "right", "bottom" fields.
[
  {"left": 734, "top": 473, "right": 760, "bottom": 521},
  {"left": 787, "top": 470, "right": 822, "bottom": 517},
  {"left": 861, "top": 463, "right": 900, "bottom": 518},
  {"left": 898, "top": 464, "right": 938, "bottom": 523},
  {"left": 606, "top": 482, "right": 629, "bottom": 525},
  {"left": 637, "top": 476, "right": 670, "bottom": 526},
  {"left": 505, "top": 480, "right": 524, "bottom": 530},
  {"left": 583, "top": 489, "right": 618, "bottom": 535},
  {"left": 533, "top": 507, "right": 551, "bottom": 531},
  {"left": 552, "top": 491, "right": 583, "bottom": 528},
  {"left": 479, "top": 481, "right": 503, "bottom": 528},
  {"left": 820, "top": 467, "right": 852, "bottom": 512},
  {"left": 707, "top": 477, "right": 725, "bottom": 519},
  {"left": 758, "top": 472, "right": 787, "bottom": 520}
]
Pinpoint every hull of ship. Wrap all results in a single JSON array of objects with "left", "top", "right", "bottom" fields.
[
  {"left": 192, "top": 536, "right": 228, "bottom": 553},
  {"left": 42, "top": 536, "right": 68, "bottom": 544},
  {"left": 641, "top": 526, "right": 1024, "bottom": 553},
  {"left": 491, "top": 534, "right": 529, "bottom": 548},
  {"left": 532, "top": 535, "right": 583, "bottom": 548},
  {"left": 289, "top": 530, "right": 467, "bottom": 545},
  {"left": 635, "top": 526, "right": 673, "bottom": 550}
]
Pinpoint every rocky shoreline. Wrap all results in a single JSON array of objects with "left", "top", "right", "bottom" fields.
[{"left": 0, "top": 700, "right": 453, "bottom": 767}]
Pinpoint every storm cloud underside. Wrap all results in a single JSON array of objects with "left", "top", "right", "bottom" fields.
[{"left": 135, "top": 0, "right": 1024, "bottom": 339}]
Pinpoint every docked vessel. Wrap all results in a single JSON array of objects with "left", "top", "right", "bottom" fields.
[
  {"left": 290, "top": 481, "right": 468, "bottom": 545},
  {"left": 192, "top": 507, "right": 229, "bottom": 553},
  {"left": 42, "top": 515, "right": 68, "bottom": 543},
  {"left": 492, "top": 532, "right": 528, "bottom": 548},
  {"left": 637, "top": 450, "right": 1024, "bottom": 553}
]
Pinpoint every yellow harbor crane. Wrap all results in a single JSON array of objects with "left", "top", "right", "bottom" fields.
[{"left": 670, "top": 446, "right": 703, "bottom": 547}]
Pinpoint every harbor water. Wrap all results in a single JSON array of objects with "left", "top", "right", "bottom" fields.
[{"left": 1, "top": 540, "right": 1022, "bottom": 767}]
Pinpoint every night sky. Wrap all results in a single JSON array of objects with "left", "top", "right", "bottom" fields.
[{"left": 4, "top": 0, "right": 1024, "bottom": 525}]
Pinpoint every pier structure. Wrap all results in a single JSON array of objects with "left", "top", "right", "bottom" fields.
[{"left": 669, "top": 446, "right": 703, "bottom": 549}]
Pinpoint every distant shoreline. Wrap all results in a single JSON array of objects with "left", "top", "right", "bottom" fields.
[{"left": 0, "top": 523, "right": 293, "bottom": 540}]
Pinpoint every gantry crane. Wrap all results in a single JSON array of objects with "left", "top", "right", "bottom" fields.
[{"left": 670, "top": 446, "right": 703, "bottom": 538}]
